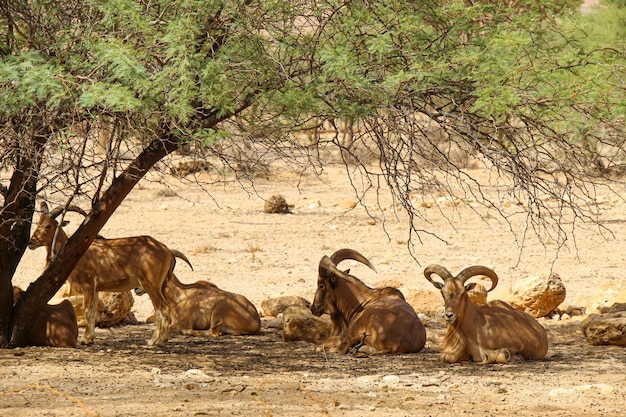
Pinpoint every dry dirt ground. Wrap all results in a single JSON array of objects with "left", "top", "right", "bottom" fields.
[{"left": 3, "top": 162, "right": 626, "bottom": 417}]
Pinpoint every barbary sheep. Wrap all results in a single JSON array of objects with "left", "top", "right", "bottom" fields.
[
  {"left": 424, "top": 264, "right": 549, "bottom": 364},
  {"left": 311, "top": 248, "right": 426, "bottom": 354},
  {"left": 12, "top": 286, "right": 78, "bottom": 348},
  {"left": 137, "top": 275, "right": 261, "bottom": 337},
  {"left": 28, "top": 202, "right": 192, "bottom": 346}
]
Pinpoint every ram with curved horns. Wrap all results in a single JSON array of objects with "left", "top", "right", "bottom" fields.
[
  {"left": 28, "top": 202, "right": 193, "bottom": 346},
  {"left": 424, "top": 264, "right": 548, "bottom": 364},
  {"left": 311, "top": 249, "right": 426, "bottom": 354}
]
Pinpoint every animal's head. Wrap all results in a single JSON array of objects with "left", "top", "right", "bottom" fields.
[
  {"left": 311, "top": 249, "right": 376, "bottom": 317},
  {"left": 28, "top": 202, "right": 87, "bottom": 250},
  {"left": 424, "top": 265, "right": 498, "bottom": 324}
]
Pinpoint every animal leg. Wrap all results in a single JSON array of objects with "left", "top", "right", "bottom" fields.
[
  {"left": 148, "top": 309, "right": 163, "bottom": 346},
  {"left": 149, "top": 308, "right": 172, "bottom": 346},
  {"left": 347, "top": 332, "right": 369, "bottom": 355},
  {"left": 327, "top": 333, "right": 366, "bottom": 355},
  {"left": 155, "top": 303, "right": 171, "bottom": 345},
  {"left": 208, "top": 309, "right": 224, "bottom": 336},
  {"left": 144, "top": 278, "right": 173, "bottom": 346},
  {"left": 316, "top": 335, "right": 343, "bottom": 353},
  {"left": 180, "top": 329, "right": 215, "bottom": 337},
  {"left": 80, "top": 288, "right": 98, "bottom": 345},
  {"left": 142, "top": 280, "right": 172, "bottom": 346}
]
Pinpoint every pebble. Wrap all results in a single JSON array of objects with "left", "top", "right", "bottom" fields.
[
  {"left": 382, "top": 375, "right": 400, "bottom": 385},
  {"left": 185, "top": 369, "right": 209, "bottom": 378}
]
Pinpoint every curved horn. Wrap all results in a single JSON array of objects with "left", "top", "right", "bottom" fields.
[
  {"left": 423, "top": 264, "right": 454, "bottom": 286},
  {"left": 318, "top": 255, "right": 351, "bottom": 280},
  {"left": 328, "top": 248, "right": 376, "bottom": 272},
  {"left": 171, "top": 250, "right": 194, "bottom": 271},
  {"left": 49, "top": 205, "right": 88, "bottom": 219},
  {"left": 456, "top": 265, "right": 499, "bottom": 292}
]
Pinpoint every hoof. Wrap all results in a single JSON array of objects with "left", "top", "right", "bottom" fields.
[{"left": 147, "top": 337, "right": 168, "bottom": 347}]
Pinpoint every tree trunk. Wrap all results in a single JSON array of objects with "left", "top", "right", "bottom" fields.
[
  {"left": 8, "top": 105, "right": 245, "bottom": 347},
  {"left": 0, "top": 131, "right": 46, "bottom": 348},
  {"left": 9, "top": 133, "right": 181, "bottom": 347}
]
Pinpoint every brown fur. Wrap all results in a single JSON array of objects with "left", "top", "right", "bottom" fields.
[
  {"left": 425, "top": 265, "right": 549, "bottom": 364},
  {"left": 28, "top": 203, "right": 192, "bottom": 346},
  {"left": 311, "top": 249, "right": 426, "bottom": 354},
  {"left": 160, "top": 275, "right": 261, "bottom": 337},
  {"left": 13, "top": 286, "right": 78, "bottom": 348}
]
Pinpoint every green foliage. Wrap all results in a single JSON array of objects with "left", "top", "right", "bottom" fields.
[
  {"left": 0, "top": 52, "right": 66, "bottom": 112},
  {"left": 0, "top": 0, "right": 623, "bottom": 169}
]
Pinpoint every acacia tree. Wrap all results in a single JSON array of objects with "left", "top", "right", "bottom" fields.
[{"left": 0, "top": 0, "right": 624, "bottom": 347}]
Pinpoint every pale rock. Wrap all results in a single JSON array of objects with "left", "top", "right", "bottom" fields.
[
  {"left": 261, "top": 295, "right": 311, "bottom": 317},
  {"left": 185, "top": 369, "right": 209, "bottom": 378},
  {"left": 357, "top": 375, "right": 380, "bottom": 383},
  {"left": 575, "top": 283, "right": 626, "bottom": 314},
  {"left": 307, "top": 200, "right": 321, "bottom": 209},
  {"left": 67, "top": 290, "right": 135, "bottom": 328},
  {"left": 382, "top": 375, "right": 400, "bottom": 385},
  {"left": 601, "top": 302, "right": 626, "bottom": 313},
  {"left": 509, "top": 273, "right": 566, "bottom": 318},
  {"left": 574, "top": 384, "right": 615, "bottom": 395},
  {"left": 404, "top": 288, "right": 443, "bottom": 318},
  {"left": 96, "top": 291, "right": 135, "bottom": 327},
  {"left": 263, "top": 317, "right": 283, "bottom": 329},
  {"left": 281, "top": 305, "right": 331, "bottom": 344},
  {"left": 581, "top": 311, "right": 626, "bottom": 346}
]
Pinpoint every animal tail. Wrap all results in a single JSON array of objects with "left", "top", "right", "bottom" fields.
[{"left": 172, "top": 250, "right": 194, "bottom": 271}]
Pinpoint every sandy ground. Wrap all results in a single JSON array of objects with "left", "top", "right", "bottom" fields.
[{"left": 2, "top": 162, "right": 626, "bottom": 417}]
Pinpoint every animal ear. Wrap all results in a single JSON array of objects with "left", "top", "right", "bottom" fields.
[
  {"left": 465, "top": 282, "right": 477, "bottom": 292},
  {"left": 432, "top": 282, "right": 443, "bottom": 290},
  {"left": 61, "top": 220, "right": 70, "bottom": 227},
  {"left": 344, "top": 269, "right": 350, "bottom": 274},
  {"left": 329, "top": 274, "right": 338, "bottom": 286}
]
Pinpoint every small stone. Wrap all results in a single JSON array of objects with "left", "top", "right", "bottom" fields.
[
  {"left": 264, "top": 194, "right": 293, "bottom": 214},
  {"left": 382, "top": 375, "right": 400, "bottom": 384},
  {"left": 341, "top": 198, "right": 357, "bottom": 209}
]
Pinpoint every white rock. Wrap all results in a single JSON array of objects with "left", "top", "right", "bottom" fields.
[
  {"left": 382, "top": 375, "right": 400, "bottom": 385},
  {"left": 185, "top": 369, "right": 208, "bottom": 378}
]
